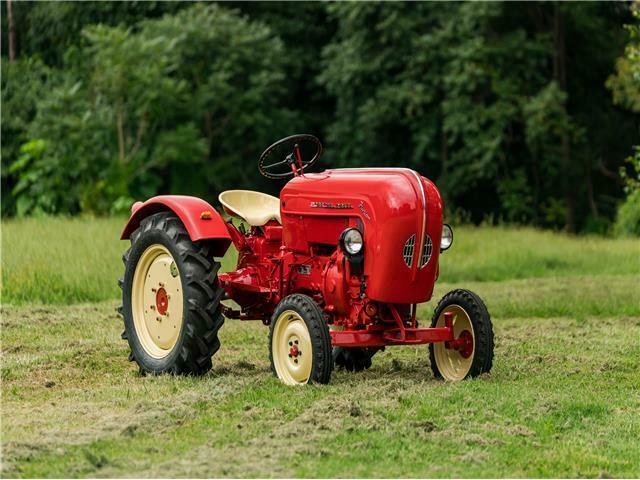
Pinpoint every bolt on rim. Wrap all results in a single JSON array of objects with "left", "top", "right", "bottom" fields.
[{"left": 131, "top": 244, "right": 184, "bottom": 358}]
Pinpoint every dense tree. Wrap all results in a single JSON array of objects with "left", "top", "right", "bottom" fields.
[
  {"left": 320, "top": 2, "right": 636, "bottom": 231},
  {"left": 4, "top": 4, "right": 289, "bottom": 215},
  {"left": 1, "top": 1, "right": 637, "bottom": 235},
  {"left": 608, "top": 3, "right": 640, "bottom": 236}
]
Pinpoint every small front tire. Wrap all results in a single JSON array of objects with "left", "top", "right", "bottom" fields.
[
  {"left": 429, "top": 289, "right": 494, "bottom": 381},
  {"left": 269, "top": 294, "right": 333, "bottom": 385}
]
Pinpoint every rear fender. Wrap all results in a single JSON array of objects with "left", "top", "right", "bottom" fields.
[{"left": 120, "top": 195, "right": 232, "bottom": 257}]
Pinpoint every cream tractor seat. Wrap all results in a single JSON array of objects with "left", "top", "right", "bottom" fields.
[{"left": 218, "top": 190, "right": 281, "bottom": 226}]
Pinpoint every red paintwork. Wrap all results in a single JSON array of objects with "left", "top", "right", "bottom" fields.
[
  {"left": 121, "top": 195, "right": 232, "bottom": 256},
  {"left": 444, "top": 311, "right": 473, "bottom": 357},
  {"left": 156, "top": 288, "right": 168, "bottom": 315},
  {"left": 331, "top": 326, "right": 454, "bottom": 347},
  {"left": 125, "top": 168, "right": 465, "bottom": 348},
  {"left": 280, "top": 169, "right": 443, "bottom": 304}
]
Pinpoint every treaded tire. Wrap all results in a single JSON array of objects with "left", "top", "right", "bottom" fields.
[
  {"left": 333, "top": 347, "right": 380, "bottom": 372},
  {"left": 118, "top": 211, "right": 225, "bottom": 375},
  {"left": 428, "top": 289, "right": 494, "bottom": 380},
  {"left": 269, "top": 294, "right": 333, "bottom": 384}
]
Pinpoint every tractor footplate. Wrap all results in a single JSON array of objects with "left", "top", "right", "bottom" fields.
[{"left": 330, "top": 326, "right": 453, "bottom": 347}]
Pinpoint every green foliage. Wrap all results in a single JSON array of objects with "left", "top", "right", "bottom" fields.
[
  {"left": 1, "top": 2, "right": 637, "bottom": 231},
  {"left": 614, "top": 189, "right": 640, "bottom": 237},
  {"left": 607, "top": 4, "right": 640, "bottom": 113},
  {"left": 1, "top": 57, "right": 55, "bottom": 215},
  {"left": 614, "top": 148, "right": 640, "bottom": 236},
  {"left": 496, "top": 168, "right": 534, "bottom": 223},
  {"left": 319, "top": 2, "right": 635, "bottom": 229},
  {"left": 608, "top": 5, "right": 640, "bottom": 237},
  {"left": 4, "top": 4, "right": 288, "bottom": 215}
]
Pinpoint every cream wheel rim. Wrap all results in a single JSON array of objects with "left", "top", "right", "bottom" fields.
[
  {"left": 131, "top": 244, "right": 184, "bottom": 358},
  {"left": 433, "top": 305, "right": 475, "bottom": 381},
  {"left": 272, "top": 310, "right": 313, "bottom": 385}
]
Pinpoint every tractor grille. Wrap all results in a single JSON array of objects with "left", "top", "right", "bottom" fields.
[
  {"left": 403, "top": 234, "right": 416, "bottom": 267},
  {"left": 420, "top": 235, "right": 433, "bottom": 268}
]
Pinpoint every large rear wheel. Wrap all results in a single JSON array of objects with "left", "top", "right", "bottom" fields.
[
  {"left": 333, "top": 347, "right": 380, "bottom": 372},
  {"left": 429, "top": 289, "right": 493, "bottom": 381},
  {"left": 119, "top": 212, "right": 224, "bottom": 375}
]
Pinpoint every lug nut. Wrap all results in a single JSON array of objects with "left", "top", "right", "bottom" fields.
[
  {"left": 151, "top": 287, "right": 157, "bottom": 292},
  {"left": 288, "top": 341, "right": 293, "bottom": 346},
  {"left": 294, "top": 359, "right": 298, "bottom": 364},
  {"left": 150, "top": 305, "right": 156, "bottom": 310}
]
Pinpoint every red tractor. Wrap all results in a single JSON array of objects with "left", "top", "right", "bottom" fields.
[{"left": 119, "top": 134, "right": 494, "bottom": 384}]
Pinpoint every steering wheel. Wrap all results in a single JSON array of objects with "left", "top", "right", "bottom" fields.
[{"left": 258, "top": 134, "right": 323, "bottom": 179}]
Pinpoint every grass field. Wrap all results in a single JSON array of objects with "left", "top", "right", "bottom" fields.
[{"left": 2, "top": 217, "right": 640, "bottom": 477}]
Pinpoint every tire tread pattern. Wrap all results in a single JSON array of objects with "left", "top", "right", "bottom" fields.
[
  {"left": 117, "top": 211, "right": 224, "bottom": 376},
  {"left": 268, "top": 294, "right": 333, "bottom": 384},
  {"left": 333, "top": 347, "right": 379, "bottom": 372},
  {"left": 428, "top": 288, "right": 494, "bottom": 380}
]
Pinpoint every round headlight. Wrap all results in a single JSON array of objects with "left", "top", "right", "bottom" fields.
[
  {"left": 441, "top": 224, "right": 453, "bottom": 251},
  {"left": 340, "top": 228, "right": 363, "bottom": 255}
]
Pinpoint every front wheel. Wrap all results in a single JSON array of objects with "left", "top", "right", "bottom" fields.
[
  {"left": 429, "top": 289, "right": 494, "bottom": 381},
  {"left": 269, "top": 294, "right": 333, "bottom": 385}
]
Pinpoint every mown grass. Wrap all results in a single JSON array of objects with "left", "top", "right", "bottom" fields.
[
  {"left": 2, "top": 302, "right": 639, "bottom": 477},
  {"left": 2, "top": 216, "right": 639, "bottom": 306},
  {"left": 2, "top": 217, "right": 640, "bottom": 477}
]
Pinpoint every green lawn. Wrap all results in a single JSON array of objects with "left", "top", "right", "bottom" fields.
[{"left": 2, "top": 217, "right": 640, "bottom": 477}]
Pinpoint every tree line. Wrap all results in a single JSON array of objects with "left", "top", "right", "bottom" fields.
[{"left": 2, "top": 1, "right": 638, "bottom": 234}]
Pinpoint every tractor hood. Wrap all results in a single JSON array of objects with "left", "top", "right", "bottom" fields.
[{"left": 280, "top": 168, "right": 444, "bottom": 304}]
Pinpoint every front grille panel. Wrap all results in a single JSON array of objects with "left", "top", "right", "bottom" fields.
[
  {"left": 420, "top": 235, "right": 433, "bottom": 268},
  {"left": 403, "top": 234, "right": 416, "bottom": 267}
]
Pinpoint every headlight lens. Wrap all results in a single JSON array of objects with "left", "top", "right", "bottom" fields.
[
  {"left": 441, "top": 224, "right": 453, "bottom": 251},
  {"left": 340, "top": 228, "right": 363, "bottom": 255}
]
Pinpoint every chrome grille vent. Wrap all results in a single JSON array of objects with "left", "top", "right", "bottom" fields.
[
  {"left": 403, "top": 234, "right": 416, "bottom": 267},
  {"left": 420, "top": 235, "right": 433, "bottom": 268}
]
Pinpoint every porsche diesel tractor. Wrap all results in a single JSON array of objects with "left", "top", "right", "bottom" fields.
[{"left": 119, "top": 134, "right": 494, "bottom": 384}]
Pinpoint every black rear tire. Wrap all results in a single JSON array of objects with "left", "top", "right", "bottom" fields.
[
  {"left": 118, "top": 211, "right": 225, "bottom": 375},
  {"left": 333, "top": 347, "right": 380, "bottom": 372}
]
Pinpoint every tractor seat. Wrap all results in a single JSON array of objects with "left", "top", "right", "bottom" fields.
[{"left": 218, "top": 190, "right": 281, "bottom": 226}]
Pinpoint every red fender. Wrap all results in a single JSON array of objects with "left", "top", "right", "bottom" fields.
[{"left": 120, "top": 195, "right": 232, "bottom": 256}]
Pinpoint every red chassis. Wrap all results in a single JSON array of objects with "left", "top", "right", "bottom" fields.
[
  {"left": 119, "top": 134, "right": 491, "bottom": 384},
  {"left": 215, "top": 213, "right": 466, "bottom": 351}
]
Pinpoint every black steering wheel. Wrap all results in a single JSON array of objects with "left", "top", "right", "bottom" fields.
[{"left": 258, "top": 134, "right": 323, "bottom": 179}]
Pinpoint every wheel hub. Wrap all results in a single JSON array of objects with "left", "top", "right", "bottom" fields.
[
  {"left": 455, "top": 330, "right": 473, "bottom": 359},
  {"left": 287, "top": 337, "right": 303, "bottom": 364},
  {"left": 433, "top": 305, "right": 475, "bottom": 381},
  {"left": 156, "top": 287, "right": 169, "bottom": 315}
]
